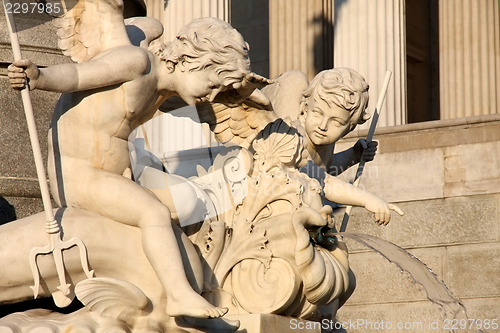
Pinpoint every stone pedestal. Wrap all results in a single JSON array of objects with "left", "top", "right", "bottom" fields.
[{"left": 333, "top": 114, "right": 500, "bottom": 332}]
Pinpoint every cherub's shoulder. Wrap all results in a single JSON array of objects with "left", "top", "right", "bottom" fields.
[
  {"left": 96, "top": 45, "right": 152, "bottom": 73},
  {"left": 106, "top": 45, "right": 151, "bottom": 60}
]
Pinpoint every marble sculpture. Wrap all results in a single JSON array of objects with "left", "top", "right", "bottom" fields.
[{"left": 2, "top": 0, "right": 401, "bottom": 331}]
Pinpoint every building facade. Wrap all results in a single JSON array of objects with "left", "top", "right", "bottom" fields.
[{"left": 1, "top": 0, "right": 499, "bottom": 330}]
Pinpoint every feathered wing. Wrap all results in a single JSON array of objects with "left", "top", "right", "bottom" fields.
[
  {"left": 125, "top": 16, "right": 164, "bottom": 50},
  {"left": 261, "top": 70, "right": 309, "bottom": 122},
  {"left": 53, "top": 0, "right": 132, "bottom": 63},
  {"left": 195, "top": 100, "right": 278, "bottom": 150},
  {"left": 194, "top": 70, "right": 309, "bottom": 149}
]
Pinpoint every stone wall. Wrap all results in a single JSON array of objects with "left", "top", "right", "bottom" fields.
[
  {"left": 0, "top": 7, "right": 65, "bottom": 220},
  {"left": 333, "top": 115, "right": 500, "bottom": 332}
]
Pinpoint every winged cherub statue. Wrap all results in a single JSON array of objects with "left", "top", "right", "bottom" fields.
[
  {"left": 194, "top": 67, "right": 403, "bottom": 226},
  {"left": 7, "top": 0, "right": 269, "bottom": 319}
]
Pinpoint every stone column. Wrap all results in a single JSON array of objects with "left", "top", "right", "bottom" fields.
[
  {"left": 162, "top": 0, "right": 229, "bottom": 41},
  {"left": 439, "top": 0, "right": 500, "bottom": 119},
  {"left": 144, "top": 0, "right": 230, "bottom": 42},
  {"left": 269, "top": 0, "right": 333, "bottom": 81},
  {"left": 141, "top": 0, "right": 230, "bottom": 155},
  {"left": 333, "top": 0, "right": 407, "bottom": 128}
]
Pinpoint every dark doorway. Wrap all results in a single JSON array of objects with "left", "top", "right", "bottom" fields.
[{"left": 406, "top": 0, "right": 440, "bottom": 123}]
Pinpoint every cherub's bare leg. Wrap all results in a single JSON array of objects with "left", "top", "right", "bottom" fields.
[{"left": 61, "top": 162, "right": 227, "bottom": 318}]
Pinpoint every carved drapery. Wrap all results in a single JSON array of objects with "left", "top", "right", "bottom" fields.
[{"left": 439, "top": 0, "right": 500, "bottom": 119}]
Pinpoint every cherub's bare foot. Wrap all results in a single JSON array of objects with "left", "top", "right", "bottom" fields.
[{"left": 166, "top": 291, "right": 228, "bottom": 319}]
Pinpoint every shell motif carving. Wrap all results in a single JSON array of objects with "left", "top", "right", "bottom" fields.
[
  {"left": 230, "top": 258, "right": 302, "bottom": 314},
  {"left": 252, "top": 119, "right": 303, "bottom": 172}
]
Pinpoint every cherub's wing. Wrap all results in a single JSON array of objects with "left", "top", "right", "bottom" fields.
[
  {"left": 53, "top": 0, "right": 132, "bottom": 63},
  {"left": 196, "top": 100, "right": 278, "bottom": 150},
  {"left": 125, "top": 16, "right": 164, "bottom": 50},
  {"left": 160, "top": 71, "right": 306, "bottom": 150},
  {"left": 261, "top": 70, "right": 309, "bottom": 122}
]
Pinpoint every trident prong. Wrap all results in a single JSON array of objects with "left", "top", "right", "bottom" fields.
[{"left": 29, "top": 219, "right": 94, "bottom": 307}]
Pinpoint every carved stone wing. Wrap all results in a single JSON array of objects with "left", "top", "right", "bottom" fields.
[
  {"left": 160, "top": 70, "right": 309, "bottom": 150},
  {"left": 125, "top": 16, "right": 164, "bottom": 50},
  {"left": 53, "top": 0, "right": 134, "bottom": 63},
  {"left": 261, "top": 70, "right": 309, "bottom": 122},
  {"left": 195, "top": 100, "right": 278, "bottom": 150}
]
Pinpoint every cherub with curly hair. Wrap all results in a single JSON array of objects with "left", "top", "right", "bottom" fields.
[
  {"left": 294, "top": 68, "right": 400, "bottom": 225},
  {"left": 197, "top": 67, "right": 402, "bottom": 225},
  {"left": 296, "top": 68, "right": 374, "bottom": 174},
  {"left": 8, "top": 2, "right": 266, "bottom": 318}
]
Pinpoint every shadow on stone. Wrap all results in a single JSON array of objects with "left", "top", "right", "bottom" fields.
[
  {"left": 0, "top": 197, "right": 16, "bottom": 225},
  {"left": 0, "top": 297, "right": 83, "bottom": 318}
]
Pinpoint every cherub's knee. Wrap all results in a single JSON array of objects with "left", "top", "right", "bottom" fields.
[{"left": 138, "top": 204, "right": 172, "bottom": 228}]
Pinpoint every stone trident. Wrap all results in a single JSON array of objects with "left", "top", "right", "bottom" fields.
[{"left": 3, "top": 0, "right": 94, "bottom": 307}]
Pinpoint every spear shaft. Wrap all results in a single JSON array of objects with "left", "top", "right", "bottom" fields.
[
  {"left": 339, "top": 71, "right": 392, "bottom": 232},
  {"left": 3, "top": 0, "right": 55, "bottom": 224}
]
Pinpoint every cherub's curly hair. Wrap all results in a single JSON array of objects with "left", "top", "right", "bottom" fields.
[
  {"left": 159, "top": 17, "right": 251, "bottom": 88},
  {"left": 299, "top": 68, "right": 370, "bottom": 130}
]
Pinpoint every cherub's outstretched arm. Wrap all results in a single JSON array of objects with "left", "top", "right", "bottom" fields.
[
  {"left": 323, "top": 174, "right": 402, "bottom": 225},
  {"left": 213, "top": 72, "right": 273, "bottom": 105},
  {"left": 8, "top": 47, "right": 150, "bottom": 93}
]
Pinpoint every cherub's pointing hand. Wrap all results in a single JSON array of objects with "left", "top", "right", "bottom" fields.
[
  {"left": 365, "top": 197, "right": 404, "bottom": 226},
  {"left": 388, "top": 203, "right": 404, "bottom": 217},
  {"left": 243, "top": 72, "right": 274, "bottom": 89}
]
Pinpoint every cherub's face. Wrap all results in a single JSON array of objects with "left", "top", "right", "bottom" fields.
[
  {"left": 175, "top": 64, "right": 227, "bottom": 105},
  {"left": 304, "top": 97, "right": 353, "bottom": 146}
]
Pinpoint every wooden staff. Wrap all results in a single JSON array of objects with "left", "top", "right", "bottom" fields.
[{"left": 339, "top": 71, "right": 392, "bottom": 232}]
